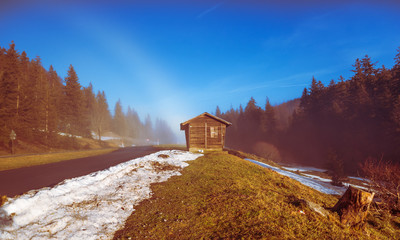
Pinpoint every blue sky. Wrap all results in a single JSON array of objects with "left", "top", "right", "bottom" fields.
[{"left": 1, "top": 0, "right": 400, "bottom": 140}]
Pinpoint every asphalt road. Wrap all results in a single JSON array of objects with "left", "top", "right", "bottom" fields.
[{"left": 0, "top": 146, "right": 159, "bottom": 197}]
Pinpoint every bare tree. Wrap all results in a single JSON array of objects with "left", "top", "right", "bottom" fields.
[{"left": 361, "top": 156, "right": 400, "bottom": 212}]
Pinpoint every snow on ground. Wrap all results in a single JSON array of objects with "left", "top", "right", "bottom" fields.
[
  {"left": 342, "top": 182, "right": 370, "bottom": 191},
  {"left": 246, "top": 159, "right": 347, "bottom": 195},
  {"left": 0, "top": 150, "right": 201, "bottom": 240},
  {"left": 301, "top": 173, "right": 332, "bottom": 182},
  {"left": 281, "top": 166, "right": 327, "bottom": 173},
  {"left": 58, "top": 132, "right": 82, "bottom": 138},
  {"left": 348, "top": 176, "right": 371, "bottom": 182},
  {"left": 247, "top": 159, "right": 372, "bottom": 196},
  {"left": 97, "top": 136, "right": 121, "bottom": 141}
]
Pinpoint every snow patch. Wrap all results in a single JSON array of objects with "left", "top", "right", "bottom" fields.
[
  {"left": 301, "top": 173, "right": 332, "bottom": 182},
  {"left": 348, "top": 176, "right": 371, "bottom": 182},
  {"left": 58, "top": 132, "right": 82, "bottom": 138},
  {"left": 95, "top": 136, "right": 122, "bottom": 141},
  {"left": 246, "top": 159, "right": 346, "bottom": 195},
  {"left": 342, "top": 182, "right": 370, "bottom": 191},
  {"left": 0, "top": 150, "right": 202, "bottom": 240},
  {"left": 281, "top": 166, "right": 327, "bottom": 173}
]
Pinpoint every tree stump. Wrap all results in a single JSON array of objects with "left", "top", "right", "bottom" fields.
[{"left": 332, "top": 186, "right": 375, "bottom": 227}]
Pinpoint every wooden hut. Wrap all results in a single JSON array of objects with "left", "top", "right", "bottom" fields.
[{"left": 180, "top": 112, "right": 231, "bottom": 152}]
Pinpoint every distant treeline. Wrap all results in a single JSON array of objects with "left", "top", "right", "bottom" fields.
[
  {"left": 217, "top": 47, "right": 400, "bottom": 173},
  {"left": 0, "top": 42, "right": 176, "bottom": 149}
]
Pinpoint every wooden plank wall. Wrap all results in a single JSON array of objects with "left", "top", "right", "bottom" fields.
[{"left": 187, "top": 115, "right": 227, "bottom": 150}]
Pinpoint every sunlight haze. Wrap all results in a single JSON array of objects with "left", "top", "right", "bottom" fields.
[{"left": 1, "top": 0, "right": 399, "bottom": 140}]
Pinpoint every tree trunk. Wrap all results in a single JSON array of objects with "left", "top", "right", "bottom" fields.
[
  {"left": 332, "top": 186, "right": 374, "bottom": 226},
  {"left": 97, "top": 127, "right": 102, "bottom": 143}
]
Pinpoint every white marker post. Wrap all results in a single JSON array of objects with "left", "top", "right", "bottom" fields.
[{"left": 10, "top": 130, "right": 16, "bottom": 154}]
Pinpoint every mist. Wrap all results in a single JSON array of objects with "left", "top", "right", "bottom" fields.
[{"left": 218, "top": 51, "right": 400, "bottom": 175}]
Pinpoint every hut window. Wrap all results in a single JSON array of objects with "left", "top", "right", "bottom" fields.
[{"left": 210, "top": 127, "right": 218, "bottom": 138}]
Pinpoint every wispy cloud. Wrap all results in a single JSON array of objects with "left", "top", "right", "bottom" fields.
[
  {"left": 228, "top": 69, "right": 331, "bottom": 94},
  {"left": 197, "top": 2, "right": 224, "bottom": 19}
]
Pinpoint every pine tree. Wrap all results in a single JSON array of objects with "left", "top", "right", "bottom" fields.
[
  {"left": 143, "top": 114, "right": 153, "bottom": 140},
  {"left": 374, "top": 66, "right": 393, "bottom": 121},
  {"left": 0, "top": 42, "right": 21, "bottom": 142},
  {"left": 309, "top": 76, "right": 324, "bottom": 94},
  {"left": 393, "top": 47, "right": 400, "bottom": 95},
  {"left": 154, "top": 118, "right": 176, "bottom": 144},
  {"left": 395, "top": 47, "right": 400, "bottom": 67},
  {"left": 307, "top": 76, "right": 325, "bottom": 118},
  {"left": 361, "top": 55, "right": 377, "bottom": 76},
  {"left": 352, "top": 58, "right": 363, "bottom": 76},
  {"left": 62, "top": 65, "right": 83, "bottom": 135},
  {"left": 299, "top": 87, "right": 309, "bottom": 113},
  {"left": 245, "top": 97, "right": 257, "bottom": 112},
  {"left": 215, "top": 106, "right": 221, "bottom": 117},
  {"left": 393, "top": 95, "right": 400, "bottom": 132},
  {"left": 112, "top": 100, "right": 127, "bottom": 137},
  {"left": 331, "top": 80, "right": 347, "bottom": 116},
  {"left": 92, "top": 91, "right": 111, "bottom": 141},
  {"left": 81, "top": 83, "right": 96, "bottom": 137},
  {"left": 46, "top": 65, "right": 63, "bottom": 142},
  {"left": 327, "top": 149, "right": 345, "bottom": 186},
  {"left": 125, "top": 106, "right": 141, "bottom": 139},
  {"left": 17, "top": 51, "right": 35, "bottom": 141},
  {"left": 262, "top": 97, "right": 277, "bottom": 135},
  {"left": 30, "top": 56, "right": 48, "bottom": 139},
  {"left": 239, "top": 104, "right": 244, "bottom": 115},
  {"left": 241, "top": 97, "right": 263, "bottom": 146}
]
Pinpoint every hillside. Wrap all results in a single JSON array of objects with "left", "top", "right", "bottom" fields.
[
  {"left": 0, "top": 43, "right": 176, "bottom": 155},
  {"left": 0, "top": 134, "right": 118, "bottom": 156},
  {"left": 114, "top": 151, "right": 400, "bottom": 239},
  {"left": 218, "top": 51, "right": 400, "bottom": 175}
]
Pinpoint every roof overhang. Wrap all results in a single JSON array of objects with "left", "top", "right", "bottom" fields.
[{"left": 180, "top": 112, "right": 232, "bottom": 130}]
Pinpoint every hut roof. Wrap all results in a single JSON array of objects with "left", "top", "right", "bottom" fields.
[{"left": 180, "top": 112, "right": 232, "bottom": 130}]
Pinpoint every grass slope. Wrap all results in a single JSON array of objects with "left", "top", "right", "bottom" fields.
[
  {"left": 0, "top": 148, "right": 116, "bottom": 171},
  {"left": 114, "top": 152, "right": 400, "bottom": 239}
]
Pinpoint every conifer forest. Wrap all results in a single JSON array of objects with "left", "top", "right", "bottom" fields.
[
  {"left": 217, "top": 47, "right": 400, "bottom": 174},
  {"left": 0, "top": 42, "right": 176, "bottom": 150}
]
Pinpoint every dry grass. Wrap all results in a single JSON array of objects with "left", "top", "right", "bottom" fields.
[
  {"left": 149, "top": 161, "right": 182, "bottom": 173},
  {"left": 153, "top": 144, "right": 187, "bottom": 151},
  {"left": 114, "top": 151, "right": 400, "bottom": 239},
  {"left": 0, "top": 148, "right": 117, "bottom": 171}
]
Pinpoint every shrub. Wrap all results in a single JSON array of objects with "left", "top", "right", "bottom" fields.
[
  {"left": 360, "top": 157, "right": 400, "bottom": 213},
  {"left": 326, "top": 149, "right": 345, "bottom": 186},
  {"left": 252, "top": 141, "right": 282, "bottom": 162}
]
